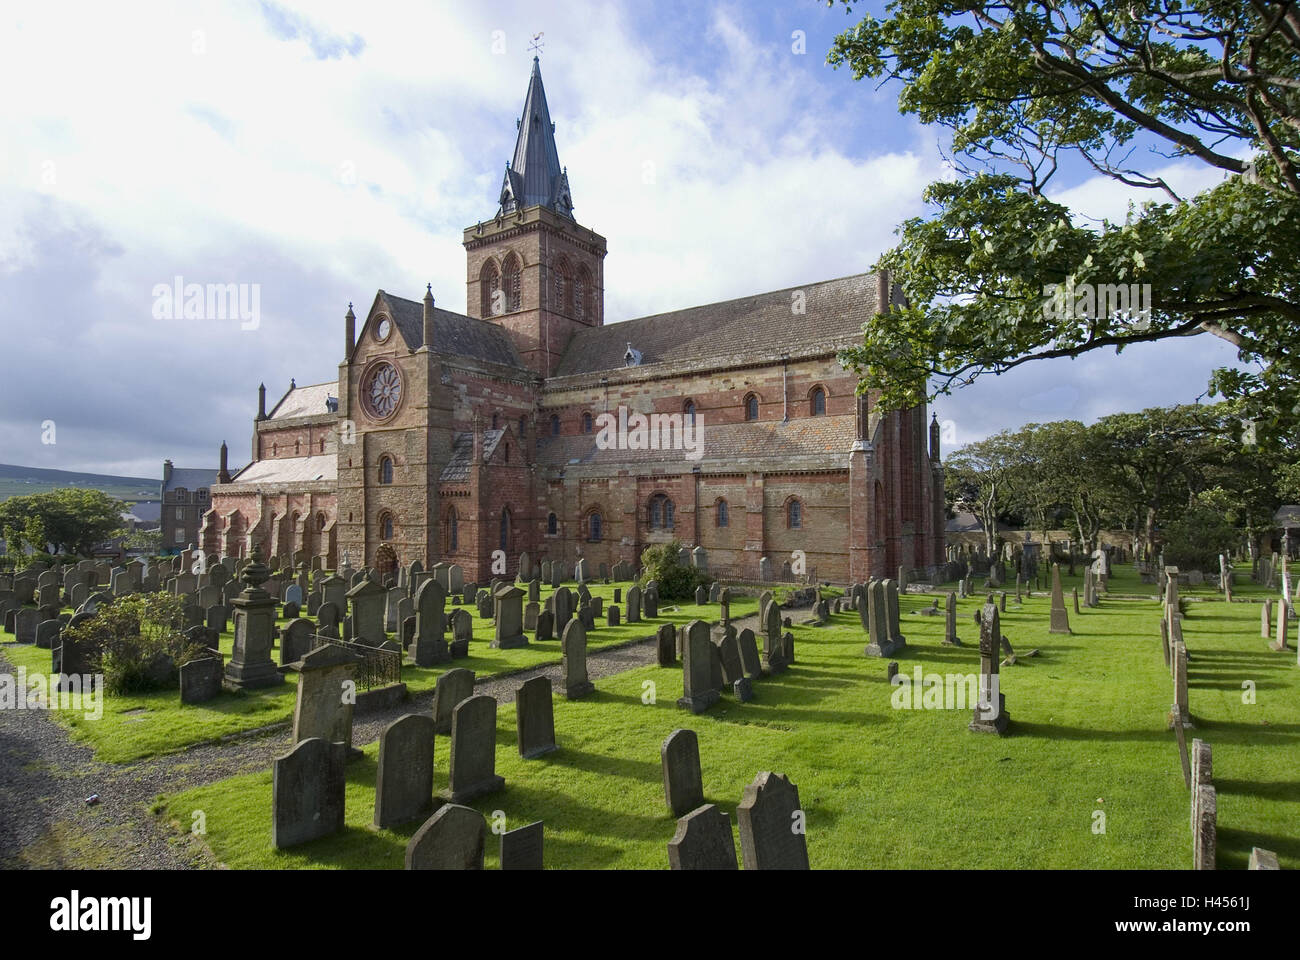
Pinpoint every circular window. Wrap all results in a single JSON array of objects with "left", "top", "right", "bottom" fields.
[
  {"left": 376, "top": 317, "right": 392, "bottom": 342},
  {"left": 362, "top": 361, "right": 403, "bottom": 420}
]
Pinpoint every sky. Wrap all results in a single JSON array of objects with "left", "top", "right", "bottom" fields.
[{"left": 0, "top": 0, "right": 1249, "bottom": 479}]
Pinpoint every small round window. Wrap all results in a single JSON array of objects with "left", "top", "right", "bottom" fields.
[{"left": 376, "top": 317, "right": 392, "bottom": 342}]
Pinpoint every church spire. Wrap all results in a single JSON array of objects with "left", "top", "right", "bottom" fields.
[{"left": 498, "top": 56, "right": 573, "bottom": 218}]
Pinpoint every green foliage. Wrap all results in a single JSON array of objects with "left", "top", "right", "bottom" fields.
[
  {"left": 0, "top": 488, "right": 126, "bottom": 557},
  {"left": 123, "top": 528, "right": 162, "bottom": 553},
  {"left": 61, "top": 593, "right": 204, "bottom": 695},
  {"left": 1160, "top": 490, "right": 1242, "bottom": 571},
  {"left": 636, "top": 539, "right": 711, "bottom": 601},
  {"left": 829, "top": 1, "right": 1300, "bottom": 434}
]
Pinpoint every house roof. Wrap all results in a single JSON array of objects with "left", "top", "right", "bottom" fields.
[
  {"left": 1275, "top": 505, "right": 1300, "bottom": 527},
  {"left": 533, "top": 415, "right": 855, "bottom": 471},
  {"left": 231, "top": 454, "right": 336, "bottom": 485},
  {"left": 163, "top": 467, "right": 217, "bottom": 493},
  {"left": 551, "top": 272, "right": 886, "bottom": 378},
  {"left": 377, "top": 292, "right": 525, "bottom": 370},
  {"left": 439, "top": 430, "right": 506, "bottom": 482},
  {"left": 269, "top": 381, "right": 336, "bottom": 420}
]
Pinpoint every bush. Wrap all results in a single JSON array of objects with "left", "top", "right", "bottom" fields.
[
  {"left": 636, "top": 539, "right": 712, "bottom": 602},
  {"left": 61, "top": 593, "right": 206, "bottom": 694},
  {"left": 1160, "top": 491, "right": 1241, "bottom": 573}
]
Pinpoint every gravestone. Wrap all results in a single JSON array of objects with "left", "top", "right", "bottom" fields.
[
  {"left": 441, "top": 695, "right": 505, "bottom": 803},
  {"left": 737, "top": 628, "right": 762, "bottom": 680},
  {"left": 432, "top": 668, "right": 476, "bottom": 736},
  {"left": 347, "top": 579, "right": 387, "bottom": 644},
  {"left": 272, "top": 737, "right": 346, "bottom": 848},
  {"left": 575, "top": 558, "right": 589, "bottom": 583},
  {"left": 374, "top": 713, "right": 438, "bottom": 829},
  {"left": 554, "top": 586, "right": 574, "bottom": 630},
  {"left": 606, "top": 604, "right": 620, "bottom": 627},
  {"left": 644, "top": 585, "right": 659, "bottom": 618},
  {"left": 1248, "top": 848, "right": 1279, "bottom": 870},
  {"left": 35, "top": 619, "right": 60, "bottom": 651},
  {"left": 668, "top": 804, "right": 737, "bottom": 871},
  {"left": 534, "top": 609, "right": 554, "bottom": 644},
  {"left": 500, "top": 821, "right": 544, "bottom": 870},
  {"left": 559, "top": 619, "right": 594, "bottom": 699},
  {"left": 943, "top": 591, "right": 960, "bottom": 646},
  {"left": 1261, "top": 599, "right": 1272, "bottom": 639},
  {"left": 291, "top": 643, "right": 363, "bottom": 751},
  {"left": 694, "top": 585, "right": 708, "bottom": 606},
  {"left": 524, "top": 601, "right": 540, "bottom": 631},
  {"left": 661, "top": 728, "right": 704, "bottom": 817},
  {"left": 225, "top": 551, "right": 285, "bottom": 691},
  {"left": 179, "top": 656, "right": 223, "bottom": 704},
  {"left": 405, "top": 804, "right": 486, "bottom": 870},
  {"left": 678, "top": 619, "right": 719, "bottom": 713},
  {"left": 515, "top": 675, "right": 558, "bottom": 758},
  {"left": 1193, "top": 784, "right": 1216, "bottom": 870},
  {"left": 491, "top": 584, "right": 528, "bottom": 649},
  {"left": 969, "top": 599, "right": 1009, "bottom": 734},
  {"left": 639, "top": 621, "right": 667, "bottom": 667},
  {"left": 1049, "top": 563, "right": 1071, "bottom": 634},
  {"left": 864, "top": 580, "right": 900, "bottom": 657},
  {"left": 625, "top": 584, "right": 642, "bottom": 623},
  {"left": 412, "top": 578, "right": 450, "bottom": 666},
  {"left": 15, "top": 609, "right": 39, "bottom": 644},
  {"left": 1169, "top": 641, "right": 1192, "bottom": 728},
  {"left": 279, "top": 617, "right": 316, "bottom": 667},
  {"left": 737, "top": 772, "right": 809, "bottom": 870},
  {"left": 715, "top": 630, "right": 744, "bottom": 686}
]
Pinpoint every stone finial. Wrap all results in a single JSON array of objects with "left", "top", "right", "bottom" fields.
[
  {"left": 240, "top": 545, "right": 271, "bottom": 594},
  {"left": 257, "top": 382, "right": 267, "bottom": 420},
  {"left": 422, "top": 284, "right": 435, "bottom": 349},
  {"left": 345, "top": 302, "right": 356, "bottom": 357}
]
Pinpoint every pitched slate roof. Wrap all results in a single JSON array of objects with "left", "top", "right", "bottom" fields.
[
  {"left": 1275, "top": 505, "right": 1300, "bottom": 526},
  {"left": 163, "top": 467, "right": 218, "bottom": 493},
  {"left": 268, "top": 381, "right": 336, "bottom": 420},
  {"left": 377, "top": 292, "right": 525, "bottom": 370},
  {"left": 231, "top": 454, "right": 336, "bottom": 485},
  {"left": 499, "top": 57, "right": 572, "bottom": 218},
  {"left": 534, "top": 415, "right": 855, "bottom": 470},
  {"left": 439, "top": 430, "right": 505, "bottom": 482},
  {"left": 551, "top": 272, "right": 883, "bottom": 378}
]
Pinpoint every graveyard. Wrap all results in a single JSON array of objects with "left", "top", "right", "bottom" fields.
[{"left": 2, "top": 553, "right": 1294, "bottom": 870}]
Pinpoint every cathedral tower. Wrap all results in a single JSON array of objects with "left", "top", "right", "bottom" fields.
[{"left": 464, "top": 57, "right": 607, "bottom": 377}]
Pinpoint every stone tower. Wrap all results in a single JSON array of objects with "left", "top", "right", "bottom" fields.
[{"left": 463, "top": 56, "right": 607, "bottom": 377}]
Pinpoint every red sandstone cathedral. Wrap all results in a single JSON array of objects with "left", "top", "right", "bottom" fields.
[{"left": 203, "top": 58, "right": 945, "bottom": 584}]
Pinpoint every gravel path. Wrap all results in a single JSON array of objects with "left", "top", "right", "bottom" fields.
[{"left": 0, "top": 609, "right": 761, "bottom": 869}]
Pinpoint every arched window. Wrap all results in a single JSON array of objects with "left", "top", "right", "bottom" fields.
[
  {"left": 294, "top": 439, "right": 301, "bottom": 455},
  {"left": 574, "top": 267, "right": 586, "bottom": 320},
  {"left": 378, "top": 456, "right": 394, "bottom": 485},
  {"left": 317, "top": 512, "right": 327, "bottom": 531},
  {"left": 448, "top": 508, "right": 458, "bottom": 552},
  {"left": 787, "top": 499, "right": 803, "bottom": 529},
  {"left": 499, "top": 508, "right": 511, "bottom": 551},
  {"left": 502, "top": 254, "right": 522, "bottom": 312},
  {"left": 547, "top": 512, "right": 558, "bottom": 535},
  {"left": 811, "top": 387, "right": 826, "bottom": 416},
  {"left": 649, "top": 494, "right": 674, "bottom": 530},
  {"left": 582, "top": 412, "right": 593, "bottom": 434},
  {"left": 379, "top": 512, "right": 394, "bottom": 540},
  {"left": 519, "top": 414, "right": 527, "bottom": 437},
  {"left": 480, "top": 259, "right": 501, "bottom": 316},
  {"left": 684, "top": 400, "right": 696, "bottom": 426},
  {"left": 745, "top": 394, "right": 759, "bottom": 421},
  {"left": 550, "top": 414, "right": 560, "bottom": 436},
  {"left": 588, "top": 511, "right": 603, "bottom": 542},
  {"left": 553, "top": 258, "right": 571, "bottom": 315},
  {"left": 492, "top": 412, "right": 500, "bottom": 431},
  {"left": 716, "top": 499, "right": 729, "bottom": 527}
]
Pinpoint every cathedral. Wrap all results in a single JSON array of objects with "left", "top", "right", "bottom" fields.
[{"left": 202, "top": 57, "right": 946, "bottom": 584}]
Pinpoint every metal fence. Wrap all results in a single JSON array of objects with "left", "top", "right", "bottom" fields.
[{"left": 309, "top": 635, "right": 402, "bottom": 691}]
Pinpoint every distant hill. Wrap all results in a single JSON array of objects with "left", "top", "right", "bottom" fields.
[{"left": 0, "top": 463, "right": 159, "bottom": 503}]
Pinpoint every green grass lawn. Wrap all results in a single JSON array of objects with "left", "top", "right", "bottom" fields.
[
  {"left": 0, "top": 581, "right": 754, "bottom": 763},
  {"left": 155, "top": 566, "right": 1300, "bottom": 869}
]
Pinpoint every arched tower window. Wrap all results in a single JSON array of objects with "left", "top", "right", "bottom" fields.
[
  {"left": 448, "top": 507, "right": 459, "bottom": 552},
  {"left": 502, "top": 253, "right": 522, "bottom": 313},
  {"left": 317, "top": 512, "right": 327, "bottom": 531},
  {"left": 550, "top": 414, "right": 560, "bottom": 436},
  {"left": 379, "top": 511, "right": 394, "bottom": 541},
  {"left": 547, "top": 512, "right": 558, "bottom": 535},
  {"left": 588, "top": 511, "right": 603, "bottom": 542},
  {"left": 480, "top": 259, "right": 501, "bottom": 317},
  {"left": 649, "top": 494, "right": 675, "bottom": 530},
  {"left": 499, "top": 508, "right": 511, "bottom": 551},
  {"left": 378, "top": 456, "right": 394, "bottom": 485},
  {"left": 744, "top": 394, "right": 759, "bottom": 421},
  {"left": 716, "top": 499, "right": 729, "bottom": 527},
  {"left": 576, "top": 265, "right": 591, "bottom": 321},
  {"left": 492, "top": 412, "right": 500, "bottom": 430},
  {"left": 684, "top": 400, "right": 696, "bottom": 425},
  {"left": 582, "top": 412, "right": 593, "bottom": 434},
  {"left": 553, "top": 258, "right": 571, "bottom": 315}
]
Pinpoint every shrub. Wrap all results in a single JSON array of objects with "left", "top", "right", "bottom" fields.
[
  {"left": 636, "top": 539, "right": 711, "bottom": 601},
  {"left": 1160, "top": 491, "right": 1241, "bottom": 573},
  {"left": 61, "top": 593, "right": 206, "bottom": 694}
]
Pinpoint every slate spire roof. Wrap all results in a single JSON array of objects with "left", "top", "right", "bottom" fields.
[{"left": 498, "top": 56, "right": 573, "bottom": 218}]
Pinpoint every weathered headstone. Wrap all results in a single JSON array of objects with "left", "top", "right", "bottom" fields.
[
  {"left": 736, "top": 772, "right": 809, "bottom": 870},
  {"left": 969, "top": 599, "right": 1009, "bottom": 734},
  {"left": 516, "top": 675, "right": 558, "bottom": 758},
  {"left": 500, "top": 820, "right": 545, "bottom": 870},
  {"left": 441, "top": 694, "right": 504, "bottom": 803},
  {"left": 272, "top": 737, "right": 346, "bottom": 849},
  {"left": 374, "top": 713, "right": 438, "bottom": 829},
  {"left": 290, "top": 643, "right": 363, "bottom": 750},
  {"left": 656, "top": 622, "right": 675, "bottom": 666},
  {"left": 179, "top": 656, "right": 223, "bottom": 704},
  {"left": 491, "top": 584, "right": 528, "bottom": 649},
  {"left": 1049, "top": 563, "right": 1071, "bottom": 634},
  {"left": 668, "top": 804, "right": 737, "bottom": 871},
  {"left": 405, "top": 804, "right": 486, "bottom": 870},
  {"left": 558, "top": 619, "right": 594, "bottom": 699},
  {"left": 678, "top": 619, "right": 719, "bottom": 713},
  {"left": 432, "top": 667, "right": 476, "bottom": 736},
  {"left": 661, "top": 729, "right": 704, "bottom": 817}
]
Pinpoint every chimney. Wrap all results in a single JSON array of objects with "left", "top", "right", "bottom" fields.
[
  {"left": 930, "top": 413, "right": 941, "bottom": 461},
  {"left": 876, "top": 268, "right": 890, "bottom": 313},
  {"left": 218, "top": 442, "right": 231, "bottom": 483},
  {"left": 422, "top": 285, "right": 435, "bottom": 350},
  {"left": 345, "top": 302, "right": 356, "bottom": 359},
  {"left": 163, "top": 459, "right": 173, "bottom": 485},
  {"left": 257, "top": 383, "right": 267, "bottom": 420}
]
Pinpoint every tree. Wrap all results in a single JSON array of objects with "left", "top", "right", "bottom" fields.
[
  {"left": 944, "top": 432, "right": 1024, "bottom": 555},
  {"left": 0, "top": 489, "right": 126, "bottom": 557},
  {"left": 829, "top": 1, "right": 1300, "bottom": 433}
]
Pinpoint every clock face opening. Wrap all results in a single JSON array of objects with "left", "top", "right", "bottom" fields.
[{"left": 362, "top": 361, "right": 402, "bottom": 420}]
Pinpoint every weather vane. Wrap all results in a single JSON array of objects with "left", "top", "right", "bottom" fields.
[{"left": 529, "top": 32, "right": 544, "bottom": 56}]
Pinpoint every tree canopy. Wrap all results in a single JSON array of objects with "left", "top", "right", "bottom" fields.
[
  {"left": 0, "top": 488, "right": 127, "bottom": 558},
  {"left": 829, "top": 0, "right": 1300, "bottom": 433}
]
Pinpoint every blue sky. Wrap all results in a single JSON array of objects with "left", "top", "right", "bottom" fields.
[{"left": 0, "top": 0, "right": 1245, "bottom": 477}]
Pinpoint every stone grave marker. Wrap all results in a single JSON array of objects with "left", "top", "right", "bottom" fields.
[
  {"left": 661, "top": 728, "right": 704, "bottom": 817},
  {"left": 668, "top": 804, "right": 736, "bottom": 871},
  {"left": 441, "top": 694, "right": 505, "bottom": 804},
  {"left": 180, "top": 656, "right": 223, "bottom": 704},
  {"left": 405, "top": 804, "right": 485, "bottom": 870},
  {"left": 737, "top": 772, "right": 809, "bottom": 870},
  {"left": 515, "top": 675, "right": 557, "bottom": 758},
  {"left": 374, "top": 713, "right": 438, "bottom": 829},
  {"left": 678, "top": 619, "right": 719, "bottom": 713},
  {"left": 432, "top": 667, "right": 476, "bottom": 736},
  {"left": 500, "top": 820, "right": 544, "bottom": 870},
  {"left": 290, "top": 643, "right": 363, "bottom": 751},
  {"left": 272, "top": 737, "right": 346, "bottom": 849},
  {"left": 559, "top": 619, "right": 594, "bottom": 699}
]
